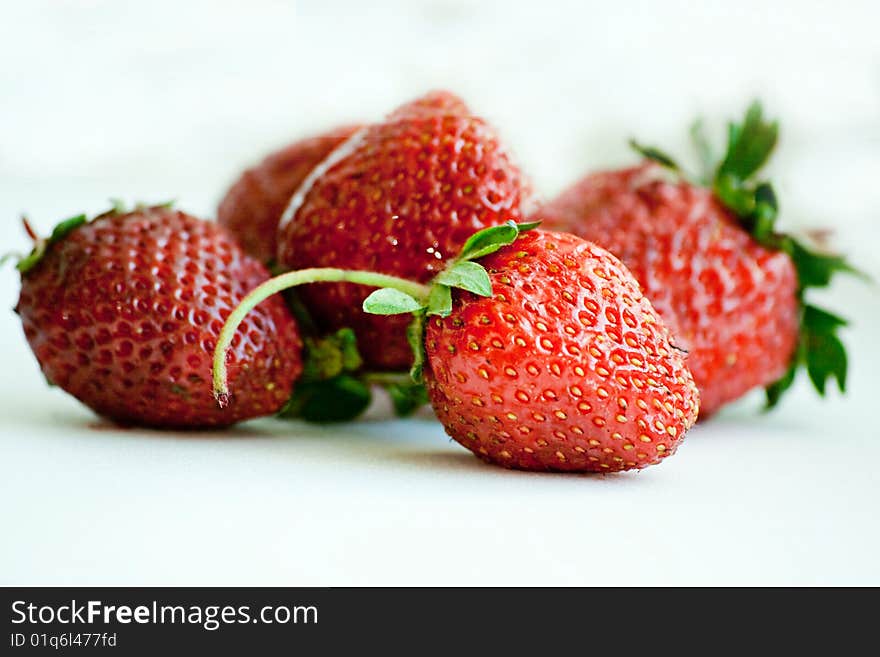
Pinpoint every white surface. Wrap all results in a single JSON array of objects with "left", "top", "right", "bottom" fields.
[{"left": 1, "top": 0, "right": 879, "bottom": 586}]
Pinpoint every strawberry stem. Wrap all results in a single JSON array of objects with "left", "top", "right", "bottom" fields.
[{"left": 212, "top": 267, "right": 431, "bottom": 405}]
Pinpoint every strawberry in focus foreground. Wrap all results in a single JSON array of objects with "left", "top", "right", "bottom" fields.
[
  {"left": 213, "top": 223, "right": 699, "bottom": 472},
  {"left": 535, "top": 103, "right": 860, "bottom": 416},
  {"left": 14, "top": 205, "right": 303, "bottom": 428},
  {"left": 273, "top": 90, "right": 531, "bottom": 371},
  {"left": 421, "top": 229, "right": 698, "bottom": 471}
]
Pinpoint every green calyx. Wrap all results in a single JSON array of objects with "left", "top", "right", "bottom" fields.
[
  {"left": 302, "top": 327, "right": 364, "bottom": 380},
  {"left": 16, "top": 214, "right": 88, "bottom": 274},
  {"left": 278, "top": 328, "right": 372, "bottom": 423},
  {"left": 361, "top": 220, "right": 540, "bottom": 381},
  {"left": 630, "top": 101, "right": 864, "bottom": 409},
  {"left": 276, "top": 325, "right": 430, "bottom": 423},
  {"left": 764, "top": 305, "right": 848, "bottom": 408}
]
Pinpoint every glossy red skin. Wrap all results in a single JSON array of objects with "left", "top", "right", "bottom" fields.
[
  {"left": 424, "top": 230, "right": 699, "bottom": 473},
  {"left": 535, "top": 164, "right": 799, "bottom": 416},
  {"left": 277, "top": 90, "right": 529, "bottom": 370},
  {"left": 17, "top": 207, "right": 303, "bottom": 428},
  {"left": 218, "top": 125, "right": 361, "bottom": 263}
]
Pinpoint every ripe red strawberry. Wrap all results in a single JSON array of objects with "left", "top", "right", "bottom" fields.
[
  {"left": 218, "top": 124, "right": 361, "bottom": 264},
  {"left": 536, "top": 103, "right": 856, "bottom": 415},
  {"left": 537, "top": 164, "right": 798, "bottom": 415},
  {"left": 213, "top": 223, "right": 698, "bottom": 472},
  {"left": 276, "top": 90, "right": 530, "bottom": 371},
  {"left": 16, "top": 204, "right": 303, "bottom": 428},
  {"left": 422, "top": 229, "right": 698, "bottom": 471}
]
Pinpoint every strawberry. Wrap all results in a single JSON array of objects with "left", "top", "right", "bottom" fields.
[
  {"left": 218, "top": 124, "right": 361, "bottom": 264},
  {"left": 420, "top": 229, "right": 698, "bottom": 471},
  {"left": 213, "top": 223, "right": 699, "bottom": 472},
  {"left": 15, "top": 204, "right": 303, "bottom": 428},
  {"left": 275, "top": 90, "right": 530, "bottom": 371},
  {"left": 535, "top": 103, "right": 858, "bottom": 416}
]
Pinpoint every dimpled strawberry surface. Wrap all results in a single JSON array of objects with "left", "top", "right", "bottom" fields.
[
  {"left": 16, "top": 207, "right": 303, "bottom": 427},
  {"left": 276, "top": 90, "right": 529, "bottom": 370},
  {"left": 424, "top": 230, "right": 699, "bottom": 472},
  {"left": 218, "top": 125, "right": 361, "bottom": 264},
  {"left": 538, "top": 165, "right": 799, "bottom": 416}
]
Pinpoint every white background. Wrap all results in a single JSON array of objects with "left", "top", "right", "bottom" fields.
[{"left": 1, "top": 0, "right": 878, "bottom": 585}]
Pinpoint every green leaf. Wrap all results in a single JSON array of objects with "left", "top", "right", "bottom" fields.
[
  {"left": 435, "top": 261, "right": 492, "bottom": 297},
  {"left": 385, "top": 381, "right": 429, "bottom": 417},
  {"left": 407, "top": 313, "right": 426, "bottom": 382},
  {"left": 279, "top": 374, "right": 372, "bottom": 423},
  {"left": 426, "top": 284, "right": 452, "bottom": 317},
  {"left": 754, "top": 182, "right": 778, "bottom": 213},
  {"left": 726, "top": 121, "right": 742, "bottom": 158},
  {"left": 515, "top": 220, "right": 542, "bottom": 233},
  {"left": 301, "top": 328, "right": 363, "bottom": 381},
  {"left": 751, "top": 214, "right": 775, "bottom": 245},
  {"left": 804, "top": 327, "right": 847, "bottom": 395},
  {"left": 338, "top": 332, "right": 362, "bottom": 371},
  {"left": 717, "top": 101, "right": 778, "bottom": 182},
  {"left": 747, "top": 183, "right": 778, "bottom": 244},
  {"left": 689, "top": 118, "right": 715, "bottom": 184},
  {"left": 801, "top": 305, "right": 848, "bottom": 396},
  {"left": 362, "top": 288, "right": 425, "bottom": 315},
  {"left": 764, "top": 303, "right": 850, "bottom": 408},
  {"left": 788, "top": 239, "right": 862, "bottom": 291},
  {"left": 628, "top": 139, "right": 681, "bottom": 172},
  {"left": 764, "top": 364, "right": 797, "bottom": 410},
  {"left": 457, "top": 221, "right": 520, "bottom": 261},
  {"left": 713, "top": 173, "right": 755, "bottom": 217},
  {"left": 49, "top": 214, "right": 87, "bottom": 241},
  {"left": 803, "top": 304, "right": 847, "bottom": 333}
]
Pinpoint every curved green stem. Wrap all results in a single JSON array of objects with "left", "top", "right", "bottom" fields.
[{"left": 212, "top": 268, "right": 431, "bottom": 406}]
